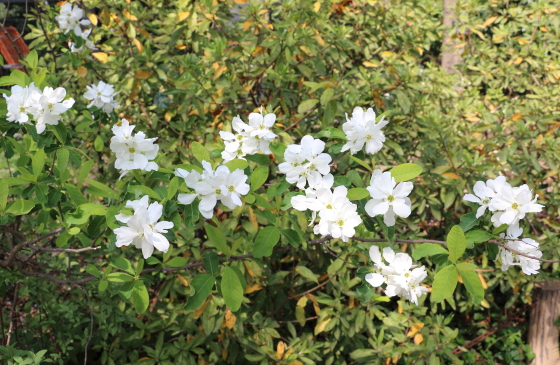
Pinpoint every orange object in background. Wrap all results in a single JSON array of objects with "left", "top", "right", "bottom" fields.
[{"left": 0, "top": 26, "right": 30, "bottom": 73}]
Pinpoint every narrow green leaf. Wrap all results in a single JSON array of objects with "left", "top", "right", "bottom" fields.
[
  {"left": 0, "top": 179, "right": 8, "bottom": 211},
  {"left": 191, "top": 142, "right": 211, "bottom": 164},
  {"left": 347, "top": 188, "right": 370, "bottom": 201},
  {"left": 205, "top": 224, "right": 230, "bottom": 255},
  {"left": 32, "top": 149, "right": 45, "bottom": 176},
  {"left": 431, "top": 264, "right": 458, "bottom": 303},
  {"left": 390, "top": 163, "right": 422, "bottom": 182},
  {"left": 128, "top": 185, "right": 161, "bottom": 200},
  {"left": 86, "top": 179, "right": 119, "bottom": 199},
  {"left": 245, "top": 154, "right": 270, "bottom": 166},
  {"left": 165, "top": 257, "right": 187, "bottom": 268},
  {"left": 296, "top": 265, "right": 319, "bottom": 283},
  {"left": 465, "top": 230, "right": 493, "bottom": 248},
  {"left": 109, "top": 258, "right": 135, "bottom": 275},
  {"left": 322, "top": 100, "right": 338, "bottom": 127},
  {"left": 251, "top": 166, "right": 269, "bottom": 191},
  {"left": 281, "top": 228, "right": 302, "bottom": 247},
  {"left": 86, "top": 264, "right": 101, "bottom": 278},
  {"left": 459, "top": 213, "right": 478, "bottom": 232},
  {"left": 5, "top": 200, "right": 35, "bottom": 215},
  {"left": 298, "top": 98, "right": 319, "bottom": 114},
  {"left": 447, "top": 225, "right": 466, "bottom": 263},
  {"left": 225, "top": 159, "right": 248, "bottom": 171},
  {"left": 253, "top": 226, "right": 280, "bottom": 258},
  {"left": 314, "top": 127, "right": 346, "bottom": 140},
  {"left": 131, "top": 281, "right": 149, "bottom": 313},
  {"left": 346, "top": 170, "right": 362, "bottom": 187},
  {"left": 203, "top": 251, "right": 219, "bottom": 276},
  {"left": 412, "top": 243, "right": 449, "bottom": 260},
  {"left": 184, "top": 273, "right": 215, "bottom": 311},
  {"left": 107, "top": 272, "right": 134, "bottom": 282},
  {"left": 457, "top": 266, "right": 484, "bottom": 303},
  {"left": 349, "top": 156, "right": 372, "bottom": 171},
  {"left": 486, "top": 243, "right": 499, "bottom": 261},
  {"left": 492, "top": 224, "right": 508, "bottom": 235},
  {"left": 221, "top": 267, "right": 244, "bottom": 312}
]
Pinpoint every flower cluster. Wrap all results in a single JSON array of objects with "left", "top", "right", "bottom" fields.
[
  {"left": 341, "top": 107, "right": 388, "bottom": 155},
  {"left": 2, "top": 83, "right": 75, "bottom": 133},
  {"left": 279, "top": 135, "right": 332, "bottom": 189},
  {"left": 366, "top": 245, "right": 428, "bottom": 304},
  {"left": 84, "top": 81, "right": 120, "bottom": 114},
  {"left": 175, "top": 161, "right": 250, "bottom": 219},
  {"left": 110, "top": 119, "right": 159, "bottom": 178},
  {"left": 114, "top": 196, "right": 174, "bottom": 259},
  {"left": 365, "top": 170, "right": 413, "bottom": 227},
  {"left": 220, "top": 110, "right": 278, "bottom": 162},
  {"left": 291, "top": 174, "right": 362, "bottom": 242},
  {"left": 498, "top": 225, "right": 541, "bottom": 275},
  {"left": 464, "top": 176, "right": 544, "bottom": 274},
  {"left": 55, "top": 3, "right": 96, "bottom": 53}
]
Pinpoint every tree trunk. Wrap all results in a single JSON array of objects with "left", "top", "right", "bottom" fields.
[{"left": 529, "top": 280, "right": 560, "bottom": 365}]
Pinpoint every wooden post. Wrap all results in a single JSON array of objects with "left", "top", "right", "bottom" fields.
[{"left": 529, "top": 280, "right": 560, "bottom": 365}]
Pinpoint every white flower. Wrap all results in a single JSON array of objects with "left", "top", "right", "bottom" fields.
[
  {"left": 247, "top": 109, "right": 277, "bottom": 140},
  {"left": 29, "top": 86, "right": 75, "bottom": 134},
  {"left": 313, "top": 198, "right": 361, "bottom": 242},
  {"left": 69, "top": 28, "right": 96, "bottom": 53},
  {"left": 364, "top": 170, "right": 413, "bottom": 226},
  {"left": 463, "top": 180, "right": 496, "bottom": 218},
  {"left": 341, "top": 107, "right": 388, "bottom": 155},
  {"left": 113, "top": 200, "right": 174, "bottom": 259},
  {"left": 115, "top": 195, "right": 150, "bottom": 223},
  {"left": 110, "top": 119, "right": 159, "bottom": 177},
  {"left": 365, "top": 245, "right": 428, "bottom": 305},
  {"left": 220, "top": 112, "right": 277, "bottom": 162},
  {"left": 55, "top": 3, "right": 91, "bottom": 36},
  {"left": 3, "top": 83, "right": 41, "bottom": 125},
  {"left": 489, "top": 183, "right": 543, "bottom": 227},
  {"left": 279, "top": 135, "right": 332, "bottom": 189},
  {"left": 175, "top": 161, "right": 250, "bottom": 219},
  {"left": 84, "top": 81, "right": 119, "bottom": 114},
  {"left": 497, "top": 225, "right": 542, "bottom": 275}
]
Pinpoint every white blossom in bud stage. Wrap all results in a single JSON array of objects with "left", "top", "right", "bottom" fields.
[
  {"left": 497, "top": 225, "right": 542, "bottom": 275},
  {"left": 69, "top": 28, "right": 96, "bottom": 53},
  {"left": 341, "top": 107, "right": 388, "bottom": 155},
  {"left": 2, "top": 83, "right": 41, "bottom": 125},
  {"left": 29, "top": 86, "right": 75, "bottom": 134},
  {"left": 365, "top": 170, "right": 413, "bottom": 226},
  {"left": 55, "top": 3, "right": 91, "bottom": 36},
  {"left": 110, "top": 119, "right": 159, "bottom": 178},
  {"left": 220, "top": 110, "right": 278, "bottom": 162},
  {"left": 279, "top": 135, "right": 332, "bottom": 189},
  {"left": 113, "top": 199, "right": 173, "bottom": 259},
  {"left": 175, "top": 161, "right": 250, "bottom": 219},
  {"left": 366, "top": 245, "right": 428, "bottom": 305},
  {"left": 83, "top": 81, "right": 119, "bottom": 114}
]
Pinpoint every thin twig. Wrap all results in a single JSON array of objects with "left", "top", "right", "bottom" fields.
[{"left": 278, "top": 316, "right": 318, "bottom": 323}]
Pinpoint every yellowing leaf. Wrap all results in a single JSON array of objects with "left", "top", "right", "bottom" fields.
[
  {"left": 133, "top": 39, "right": 144, "bottom": 54},
  {"left": 244, "top": 283, "right": 262, "bottom": 294},
  {"left": 407, "top": 323, "right": 425, "bottom": 337},
  {"left": 214, "top": 65, "right": 227, "bottom": 79},
  {"left": 176, "top": 44, "right": 188, "bottom": 50},
  {"left": 315, "top": 34, "right": 325, "bottom": 47},
  {"left": 77, "top": 66, "right": 87, "bottom": 78},
  {"left": 251, "top": 46, "right": 265, "bottom": 57},
  {"left": 123, "top": 10, "right": 138, "bottom": 20},
  {"left": 288, "top": 361, "right": 304, "bottom": 365},
  {"left": 233, "top": 0, "right": 247, "bottom": 3},
  {"left": 300, "top": 46, "right": 313, "bottom": 56},
  {"left": 442, "top": 172, "right": 459, "bottom": 180},
  {"left": 193, "top": 298, "right": 209, "bottom": 317},
  {"left": 314, "top": 317, "right": 331, "bottom": 335},
  {"left": 225, "top": 308, "right": 236, "bottom": 329},
  {"left": 381, "top": 51, "right": 393, "bottom": 57},
  {"left": 414, "top": 333, "right": 424, "bottom": 345},
  {"left": 177, "top": 11, "right": 191, "bottom": 22},
  {"left": 176, "top": 274, "right": 189, "bottom": 287},
  {"left": 362, "top": 61, "right": 378, "bottom": 67},
  {"left": 478, "top": 272, "right": 488, "bottom": 289},
  {"left": 89, "top": 13, "right": 98, "bottom": 26},
  {"left": 92, "top": 52, "right": 108, "bottom": 63},
  {"left": 242, "top": 18, "right": 253, "bottom": 31},
  {"left": 296, "top": 297, "right": 308, "bottom": 307},
  {"left": 518, "top": 39, "right": 530, "bottom": 45},
  {"left": 464, "top": 114, "right": 481, "bottom": 122},
  {"left": 135, "top": 70, "right": 152, "bottom": 79},
  {"left": 56, "top": 1, "right": 68, "bottom": 6},
  {"left": 276, "top": 341, "right": 285, "bottom": 360},
  {"left": 483, "top": 16, "right": 498, "bottom": 27},
  {"left": 313, "top": 1, "right": 321, "bottom": 12},
  {"left": 513, "top": 56, "right": 523, "bottom": 65},
  {"left": 511, "top": 112, "right": 523, "bottom": 121},
  {"left": 243, "top": 261, "right": 256, "bottom": 277}
]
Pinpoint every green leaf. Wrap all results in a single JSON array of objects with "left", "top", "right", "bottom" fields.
[
  {"left": 457, "top": 266, "right": 484, "bottom": 303},
  {"left": 5, "top": 200, "right": 35, "bottom": 215},
  {"left": 32, "top": 149, "right": 45, "bottom": 176},
  {"left": 298, "top": 98, "right": 319, "bottom": 114},
  {"left": 492, "top": 224, "right": 508, "bottom": 235},
  {"left": 86, "top": 179, "right": 119, "bottom": 199},
  {"left": 390, "top": 163, "right": 422, "bottom": 182},
  {"left": 184, "top": 274, "right": 215, "bottom": 311},
  {"left": 322, "top": 100, "right": 338, "bottom": 127},
  {"left": 52, "top": 123, "right": 67, "bottom": 145},
  {"left": 221, "top": 267, "right": 244, "bottom": 312},
  {"left": 349, "top": 156, "right": 372, "bottom": 171},
  {"left": 191, "top": 141, "right": 211, "bottom": 164},
  {"left": 165, "top": 257, "right": 187, "bottom": 268},
  {"left": 131, "top": 281, "right": 149, "bottom": 313},
  {"left": 465, "top": 230, "right": 493, "bottom": 248},
  {"left": 167, "top": 177, "right": 179, "bottom": 200},
  {"left": 86, "top": 264, "right": 101, "bottom": 278},
  {"left": 347, "top": 188, "right": 370, "bottom": 201},
  {"left": 26, "top": 50, "right": 38, "bottom": 69},
  {"left": 253, "top": 226, "right": 280, "bottom": 258},
  {"left": 251, "top": 166, "right": 269, "bottom": 191},
  {"left": 269, "top": 143, "right": 287, "bottom": 158},
  {"left": 296, "top": 265, "right": 319, "bottom": 283},
  {"left": 128, "top": 185, "right": 161, "bottom": 200},
  {"left": 250, "top": 192, "right": 274, "bottom": 209},
  {"left": 431, "top": 264, "right": 458, "bottom": 303},
  {"left": 68, "top": 227, "right": 80, "bottom": 235},
  {"left": 245, "top": 154, "right": 270, "bottom": 166},
  {"left": 281, "top": 228, "right": 302, "bottom": 247},
  {"left": 135, "top": 259, "right": 144, "bottom": 276},
  {"left": 0, "top": 179, "right": 8, "bottom": 211},
  {"left": 203, "top": 251, "right": 219, "bottom": 276},
  {"left": 65, "top": 184, "right": 87, "bottom": 206},
  {"left": 225, "top": 159, "right": 248, "bottom": 171},
  {"left": 314, "top": 127, "right": 346, "bottom": 140},
  {"left": 486, "top": 243, "right": 499, "bottom": 261},
  {"left": 107, "top": 272, "right": 134, "bottom": 282},
  {"left": 447, "top": 225, "right": 466, "bottom": 263},
  {"left": 56, "top": 148, "right": 70, "bottom": 181},
  {"left": 94, "top": 135, "right": 104, "bottom": 152},
  {"left": 412, "top": 243, "right": 449, "bottom": 260},
  {"left": 205, "top": 224, "right": 229, "bottom": 255},
  {"left": 459, "top": 213, "right": 478, "bottom": 232},
  {"left": 346, "top": 170, "right": 362, "bottom": 187}
]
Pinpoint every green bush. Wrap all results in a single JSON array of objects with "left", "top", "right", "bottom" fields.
[{"left": 0, "top": 0, "right": 559, "bottom": 364}]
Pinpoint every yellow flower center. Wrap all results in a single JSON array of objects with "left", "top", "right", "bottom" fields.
[
  {"left": 216, "top": 189, "right": 222, "bottom": 195},
  {"left": 129, "top": 148, "right": 136, "bottom": 153},
  {"left": 326, "top": 204, "right": 333, "bottom": 209},
  {"left": 337, "top": 220, "right": 344, "bottom": 227},
  {"left": 387, "top": 195, "right": 395, "bottom": 202},
  {"left": 511, "top": 203, "right": 519, "bottom": 210},
  {"left": 228, "top": 186, "right": 235, "bottom": 192}
]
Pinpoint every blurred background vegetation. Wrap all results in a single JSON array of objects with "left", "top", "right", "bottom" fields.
[{"left": 1, "top": 0, "right": 559, "bottom": 363}]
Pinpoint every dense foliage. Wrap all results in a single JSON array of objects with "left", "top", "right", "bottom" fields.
[{"left": 0, "top": 0, "right": 559, "bottom": 364}]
